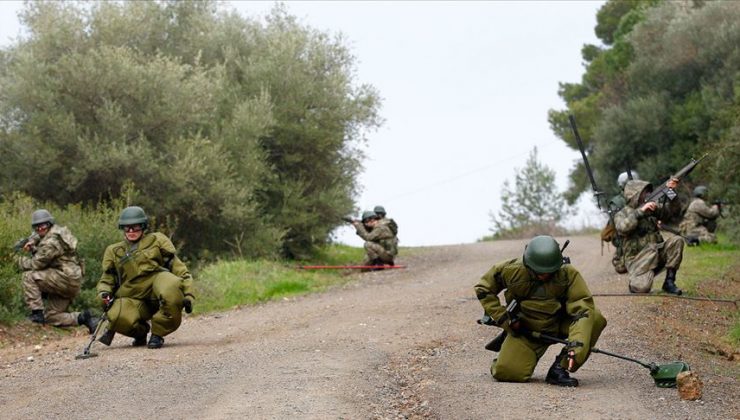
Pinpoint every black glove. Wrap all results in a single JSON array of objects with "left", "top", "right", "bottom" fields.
[{"left": 183, "top": 298, "right": 193, "bottom": 314}]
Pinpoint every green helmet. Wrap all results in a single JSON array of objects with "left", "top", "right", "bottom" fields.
[
  {"left": 373, "top": 205, "right": 386, "bottom": 217},
  {"left": 523, "top": 235, "right": 563, "bottom": 274},
  {"left": 31, "top": 209, "right": 55, "bottom": 227},
  {"left": 693, "top": 185, "right": 708, "bottom": 198},
  {"left": 118, "top": 206, "right": 149, "bottom": 229},
  {"left": 361, "top": 210, "right": 378, "bottom": 222}
]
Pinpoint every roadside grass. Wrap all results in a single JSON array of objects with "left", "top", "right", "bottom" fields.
[
  {"left": 195, "top": 244, "right": 369, "bottom": 313},
  {"left": 667, "top": 235, "right": 740, "bottom": 347}
]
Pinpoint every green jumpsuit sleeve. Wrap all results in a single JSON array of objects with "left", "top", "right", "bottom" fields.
[
  {"left": 474, "top": 260, "right": 513, "bottom": 326},
  {"left": 156, "top": 234, "right": 195, "bottom": 299},
  {"left": 563, "top": 266, "right": 597, "bottom": 366},
  {"left": 97, "top": 244, "right": 119, "bottom": 295}
]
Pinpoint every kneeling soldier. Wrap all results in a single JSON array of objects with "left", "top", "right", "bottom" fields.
[
  {"left": 96, "top": 206, "right": 195, "bottom": 349},
  {"left": 474, "top": 236, "right": 607, "bottom": 387}
]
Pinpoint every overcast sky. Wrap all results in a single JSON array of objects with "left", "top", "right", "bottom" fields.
[{"left": 0, "top": 1, "right": 607, "bottom": 247}]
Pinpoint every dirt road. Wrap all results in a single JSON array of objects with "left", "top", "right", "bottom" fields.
[{"left": 0, "top": 236, "right": 736, "bottom": 419}]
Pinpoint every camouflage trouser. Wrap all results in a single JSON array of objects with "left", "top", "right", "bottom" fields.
[
  {"left": 491, "top": 309, "right": 607, "bottom": 382},
  {"left": 685, "top": 226, "right": 717, "bottom": 244},
  {"left": 107, "top": 271, "right": 185, "bottom": 338},
  {"left": 611, "top": 250, "right": 627, "bottom": 274},
  {"left": 22, "top": 269, "right": 81, "bottom": 327},
  {"left": 625, "top": 236, "right": 684, "bottom": 293},
  {"left": 364, "top": 241, "right": 394, "bottom": 265}
]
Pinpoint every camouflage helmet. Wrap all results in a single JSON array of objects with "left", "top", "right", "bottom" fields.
[
  {"left": 361, "top": 210, "right": 378, "bottom": 222},
  {"left": 31, "top": 209, "right": 54, "bottom": 227},
  {"left": 373, "top": 205, "right": 386, "bottom": 217},
  {"left": 692, "top": 185, "right": 708, "bottom": 198},
  {"left": 617, "top": 171, "right": 640, "bottom": 189},
  {"left": 118, "top": 206, "right": 149, "bottom": 229},
  {"left": 523, "top": 235, "right": 563, "bottom": 274}
]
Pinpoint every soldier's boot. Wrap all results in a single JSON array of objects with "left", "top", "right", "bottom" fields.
[
  {"left": 147, "top": 335, "right": 165, "bottom": 349},
  {"left": 545, "top": 350, "right": 579, "bottom": 387},
  {"left": 132, "top": 334, "right": 148, "bottom": 347},
  {"left": 132, "top": 323, "right": 150, "bottom": 347},
  {"left": 661, "top": 268, "right": 683, "bottom": 295},
  {"left": 77, "top": 310, "right": 99, "bottom": 335},
  {"left": 28, "top": 310, "right": 45, "bottom": 324}
]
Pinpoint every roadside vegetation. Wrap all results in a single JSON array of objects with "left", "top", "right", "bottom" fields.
[
  {"left": 672, "top": 237, "right": 740, "bottom": 348},
  {"left": 195, "top": 244, "right": 366, "bottom": 313}
]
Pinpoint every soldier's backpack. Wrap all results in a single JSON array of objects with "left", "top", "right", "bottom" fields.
[{"left": 600, "top": 219, "right": 616, "bottom": 243}]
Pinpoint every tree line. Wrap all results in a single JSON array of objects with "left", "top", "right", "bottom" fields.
[
  {"left": 548, "top": 0, "right": 739, "bottom": 242},
  {"left": 0, "top": 1, "right": 381, "bottom": 259}
]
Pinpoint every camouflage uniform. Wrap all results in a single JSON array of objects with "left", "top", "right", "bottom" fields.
[
  {"left": 97, "top": 232, "right": 194, "bottom": 339},
  {"left": 378, "top": 217, "right": 399, "bottom": 236},
  {"left": 614, "top": 181, "right": 684, "bottom": 293},
  {"left": 680, "top": 198, "right": 720, "bottom": 244},
  {"left": 18, "top": 225, "right": 84, "bottom": 327},
  {"left": 656, "top": 190, "right": 690, "bottom": 241},
  {"left": 606, "top": 194, "right": 627, "bottom": 274},
  {"left": 354, "top": 223, "right": 398, "bottom": 265},
  {"left": 474, "top": 259, "right": 606, "bottom": 382}
]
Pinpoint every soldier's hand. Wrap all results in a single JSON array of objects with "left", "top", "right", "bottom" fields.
[
  {"left": 99, "top": 292, "right": 113, "bottom": 307},
  {"left": 183, "top": 298, "right": 193, "bottom": 314},
  {"left": 22, "top": 241, "right": 34, "bottom": 253},
  {"left": 567, "top": 350, "right": 576, "bottom": 372},
  {"left": 640, "top": 202, "right": 657, "bottom": 213},
  {"left": 509, "top": 319, "right": 522, "bottom": 332}
]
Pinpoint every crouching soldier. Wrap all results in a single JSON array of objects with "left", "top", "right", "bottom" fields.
[
  {"left": 474, "top": 236, "right": 607, "bottom": 387},
  {"left": 615, "top": 179, "right": 684, "bottom": 295},
  {"left": 96, "top": 206, "right": 195, "bottom": 349},
  {"left": 351, "top": 210, "right": 398, "bottom": 267},
  {"left": 18, "top": 209, "right": 98, "bottom": 333},
  {"left": 680, "top": 185, "right": 720, "bottom": 244}
]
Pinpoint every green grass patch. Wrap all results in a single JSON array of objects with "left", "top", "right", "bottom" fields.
[
  {"left": 194, "top": 244, "right": 368, "bottom": 313},
  {"left": 674, "top": 239, "right": 739, "bottom": 296},
  {"left": 673, "top": 236, "right": 740, "bottom": 346}
]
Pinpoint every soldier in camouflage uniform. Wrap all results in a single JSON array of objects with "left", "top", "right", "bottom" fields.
[
  {"left": 373, "top": 205, "right": 398, "bottom": 237},
  {"left": 679, "top": 186, "right": 720, "bottom": 244},
  {"left": 605, "top": 172, "right": 639, "bottom": 274},
  {"left": 96, "top": 206, "right": 195, "bottom": 349},
  {"left": 614, "top": 180, "right": 684, "bottom": 295},
  {"left": 351, "top": 210, "right": 398, "bottom": 266},
  {"left": 18, "top": 209, "right": 98, "bottom": 333},
  {"left": 474, "top": 236, "right": 607, "bottom": 387}
]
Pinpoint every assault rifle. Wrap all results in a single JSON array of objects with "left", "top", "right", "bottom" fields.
[
  {"left": 480, "top": 299, "right": 520, "bottom": 352},
  {"left": 341, "top": 216, "right": 358, "bottom": 224},
  {"left": 712, "top": 199, "right": 733, "bottom": 218},
  {"left": 644, "top": 154, "right": 708, "bottom": 204},
  {"left": 13, "top": 232, "right": 40, "bottom": 252},
  {"left": 568, "top": 115, "right": 606, "bottom": 212}
]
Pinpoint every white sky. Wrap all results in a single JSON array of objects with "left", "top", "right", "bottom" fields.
[{"left": 0, "top": 1, "right": 607, "bottom": 247}]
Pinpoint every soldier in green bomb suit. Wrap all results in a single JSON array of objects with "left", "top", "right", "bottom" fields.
[
  {"left": 96, "top": 206, "right": 195, "bottom": 349},
  {"left": 474, "top": 236, "right": 607, "bottom": 387}
]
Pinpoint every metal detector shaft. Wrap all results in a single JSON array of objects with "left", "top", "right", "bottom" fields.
[
  {"left": 76, "top": 316, "right": 106, "bottom": 359},
  {"left": 527, "top": 331, "right": 583, "bottom": 348},
  {"left": 592, "top": 348, "right": 654, "bottom": 370}
]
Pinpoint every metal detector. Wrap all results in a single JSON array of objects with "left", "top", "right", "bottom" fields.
[
  {"left": 75, "top": 317, "right": 106, "bottom": 360},
  {"left": 592, "top": 348, "right": 690, "bottom": 388}
]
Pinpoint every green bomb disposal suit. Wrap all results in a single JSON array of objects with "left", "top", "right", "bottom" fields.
[
  {"left": 97, "top": 232, "right": 194, "bottom": 338},
  {"left": 475, "top": 259, "right": 607, "bottom": 382}
]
